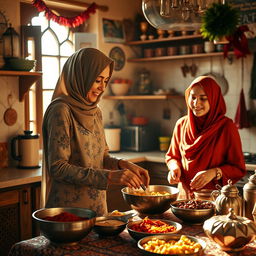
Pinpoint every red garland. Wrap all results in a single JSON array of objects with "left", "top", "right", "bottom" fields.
[
  {"left": 32, "top": 0, "right": 97, "bottom": 27},
  {"left": 223, "top": 25, "right": 251, "bottom": 59}
]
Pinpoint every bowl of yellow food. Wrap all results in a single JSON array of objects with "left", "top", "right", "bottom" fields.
[
  {"left": 121, "top": 185, "right": 179, "bottom": 214},
  {"left": 137, "top": 234, "right": 206, "bottom": 256},
  {"left": 127, "top": 217, "right": 182, "bottom": 241}
]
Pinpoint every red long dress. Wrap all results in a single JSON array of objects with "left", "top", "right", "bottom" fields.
[{"left": 166, "top": 76, "right": 246, "bottom": 196}]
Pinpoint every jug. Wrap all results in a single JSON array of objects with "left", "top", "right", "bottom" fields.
[
  {"left": 243, "top": 170, "right": 256, "bottom": 220},
  {"left": 212, "top": 179, "right": 243, "bottom": 216},
  {"left": 11, "top": 130, "right": 40, "bottom": 168}
]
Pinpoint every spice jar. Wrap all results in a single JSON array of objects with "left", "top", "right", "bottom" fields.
[
  {"left": 137, "top": 69, "right": 152, "bottom": 95},
  {"left": 203, "top": 208, "right": 256, "bottom": 251},
  {"left": 158, "top": 137, "right": 170, "bottom": 152},
  {"left": 212, "top": 179, "right": 243, "bottom": 216},
  {"left": 243, "top": 170, "right": 256, "bottom": 220}
]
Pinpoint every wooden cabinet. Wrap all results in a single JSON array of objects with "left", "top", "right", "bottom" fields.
[
  {"left": 0, "top": 182, "right": 41, "bottom": 256},
  {"left": 126, "top": 34, "right": 233, "bottom": 62},
  {"left": 0, "top": 70, "right": 42, "bottom": 101}
]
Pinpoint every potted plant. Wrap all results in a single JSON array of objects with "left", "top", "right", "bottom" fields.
[{"left": 200, "top": 2, "right": 240, "bottom": 44}]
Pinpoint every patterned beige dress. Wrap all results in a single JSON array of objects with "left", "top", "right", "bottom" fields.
[{"left": 41, "top": 48, "right": 118, "bottom": 216}]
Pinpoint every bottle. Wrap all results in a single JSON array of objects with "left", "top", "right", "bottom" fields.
[{"left": 243, "top": 170, "right": 256, "bottom": 220}]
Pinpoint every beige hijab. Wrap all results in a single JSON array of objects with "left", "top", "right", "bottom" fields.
[{"left": 48, "top": 47, "right": 114, "bottom": 131}]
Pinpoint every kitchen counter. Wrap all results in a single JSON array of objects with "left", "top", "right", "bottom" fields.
[
  {"left": 0, "top": 151, "right": 255, "bottom": 190},
  {"left": 8, "top": 210, "right": 256, "bottom": 256}
]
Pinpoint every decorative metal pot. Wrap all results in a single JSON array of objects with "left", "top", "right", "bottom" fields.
[
  {"left": 243, "top": 170, "right": 256, "bottom": 220},
  {"left": 211, "top": 180, "right": 243, "bottom": 216},
  {"left": 203, "top": 208, "right": 256, "bottom": 251}
]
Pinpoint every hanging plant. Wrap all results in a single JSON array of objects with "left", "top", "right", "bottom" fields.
[{"left": 200, "top": 3, "right": 239, "bottom": 42}]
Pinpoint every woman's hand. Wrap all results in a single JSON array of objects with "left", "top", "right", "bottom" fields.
[
  {"left": 108, "top": 169, "right": 145, "bottom": 189},
  {"left": 167, "top": 160, "right": 181, "bottom": 184},
  {"left": 190, "top": 169, "right": 216, "bottom": 191},
  {"left": 118, "top": 160, "right": 150, "bottom": 187}
]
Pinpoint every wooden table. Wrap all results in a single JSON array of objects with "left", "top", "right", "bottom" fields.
[{"left": 8, "top": 210, "right": 256, "bottom": 256}]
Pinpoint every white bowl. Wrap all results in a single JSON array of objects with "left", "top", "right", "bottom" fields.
[{"left": 110, "top": 83, "right": 130, "bottom": 96}]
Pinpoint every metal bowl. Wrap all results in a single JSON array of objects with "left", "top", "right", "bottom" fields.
[
  {"left": 137, "top": 234, "right": 206, "bottom": 256},
  {"left": 121, "top": 185, "right": 179, "bottom": 214},
  {"left": 170, "top": 200, "right": 215, "bottom": 224},
  {"left": 127, "top": 219, "right": 182, "bottom": 241},
  {"left": 32, "top": 207, "right": 96, "bottom": 244},
  {"left": 93, "top": 216, "right": 127, "bottom": 236}
]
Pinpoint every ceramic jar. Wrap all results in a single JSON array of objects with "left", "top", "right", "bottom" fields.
[
  {"left": 203, "top": 208, "right": 256, "bottom": 251},
  {"left": 212, "top": 180, "right": 243, "bottom": 216},
  {"left": 243, "top": 170, "right": 256, "bottom": 220}
]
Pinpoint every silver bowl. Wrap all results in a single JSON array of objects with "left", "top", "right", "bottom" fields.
[
  {"left": 137, "top": 234, "right": 206, "bottom": 256},
  {"left": 170, "top": 200, "right": 215, "bottom": 224},
  {"left": 93, "top": 216, "right": 127, "bottom": 236},
  {"left": 127, "top": 219, "right": 182, "bottom": 241},
  {"left": 32, "top": 207, "right": 96, "bottom": 244},
  {"left": 121, "top": 185, "right": 179, "bottom": 214}
]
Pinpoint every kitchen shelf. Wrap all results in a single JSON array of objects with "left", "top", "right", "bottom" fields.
[
  {"left": 126, "top": 34, "right": 203, "bottom": 46},
  {"left": 128, "top": 51, "right": 234, "bottom": 62},
  {"left": 0, "top": 70, "right": 42, "bottom": 101},
  {"left": 103, "top": 94, "right": 184, "bottom": 100}
]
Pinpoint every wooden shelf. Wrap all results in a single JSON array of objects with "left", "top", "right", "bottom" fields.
[
  {"left": 0, "top": 70, "right": 42, "bottom": 101},
  {"left": 103, "top": 94, "right": 184, "bottom": 100},
  {"left": 128, "top": 52, "right": 233, "bottom": 62},
  {"left": 126, "top": 34, "right": 203, "bottom": 46}
]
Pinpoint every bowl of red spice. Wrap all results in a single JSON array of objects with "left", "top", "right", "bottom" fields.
[
  {"left": 127, "top": 217, "right": 182, "bottom": 241},
  {"left": 32, "top": 207, "right": 96, "bottom": 244}
]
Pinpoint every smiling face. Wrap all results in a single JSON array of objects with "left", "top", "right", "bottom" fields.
[
  {"left": 86, "top": 65, "right": 110, "bottom": 103},
  {"left": 188, "top": 85, "right": 210, "bottom": 117}
]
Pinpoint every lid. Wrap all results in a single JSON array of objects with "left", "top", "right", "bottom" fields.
[
  {"left": 18, "top": 130, "right": 39, "bottom": 139},
  {"left": 221, "top": 179, "right": 239, "bottom": 195}
]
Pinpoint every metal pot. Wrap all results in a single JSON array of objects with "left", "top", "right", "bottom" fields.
[
  {"left": 211, "top": 180, "right": 243, "bottom": 216},
  {"left": 203, "top": 208, "right": 256, "bottom": 251},
  {"left": 243, "top": 170, "right": 256, "bottom": 220}
]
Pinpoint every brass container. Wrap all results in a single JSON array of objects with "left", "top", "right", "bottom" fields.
[
  {"left": 194, "top": 189, "right": 214, "bottom": 201},
  {"left": 212, "top": 180, "right": 243, "bottom": 216},
  {"left": 243, "top": 170, "right": 256, "bottom": 220},
  {"left": 203, "top": 208, "right": 256, "bottom": 251}
]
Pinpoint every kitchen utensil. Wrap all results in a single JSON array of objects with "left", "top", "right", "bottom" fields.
[
  {"left": 140, "top": 184, "right": 146, "bottom": 191},
  {"left": 170, "top": 200, "right": 215, "bottom": 224},
  {"left": 211, "top": 179, "right": 243, "bottom": 216},
  {"left": 104, "top": 126, "right": 121, "bottom": 152},
  {"left": 127, "top": 219, "right": 182, "bottom": 241},
  {"left": 137, "top": 234, "right": 206, "bottom": 256},
  {"left": 203, "top": 208, "right": 256, "bottom": 251},
  {"left": 11, "top": 130, "right": 40, "bottom": 169},
  {"left": 243, "top": 170, "right": 256, "bottom": 220},
  {"left": 93, "top": 216, "right": 126, "bottom": 236},
  {"left": 121, "top": 185, "right": 179, "bottom": 214},
  {"left": 234, "top": 58, "right": 250, "bottom": 128},
  {"left": 32, "top": 207, "right": 96, "bottom": 244}
]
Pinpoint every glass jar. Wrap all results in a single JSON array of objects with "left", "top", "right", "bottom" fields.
[{"left": 137, "top": 69, "right": 152, "bottom": 95}]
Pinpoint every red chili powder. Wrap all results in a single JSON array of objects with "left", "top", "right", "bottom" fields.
[{"left": 43, "top": 211, "right": 88, "bottom": 222}]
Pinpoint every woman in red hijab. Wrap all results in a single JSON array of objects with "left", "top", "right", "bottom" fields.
[{"left": 166, "top": 76, "right": 246, "bottom": 199}]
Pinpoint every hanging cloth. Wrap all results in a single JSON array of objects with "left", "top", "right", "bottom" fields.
[
  {"left": 234, "top": 58, "right": 251, "bottom": 128},
  {"left": 249, "top": 53, "right": 256, "bottom": 99}
]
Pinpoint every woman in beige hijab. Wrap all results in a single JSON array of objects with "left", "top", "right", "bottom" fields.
[{"left": 42, "top": 48, "right": 149, "bottom": 215}]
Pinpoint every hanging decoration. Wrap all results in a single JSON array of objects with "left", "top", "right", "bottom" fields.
[{"left": 32, "top": 0, "right": 98, "bottom": 28}]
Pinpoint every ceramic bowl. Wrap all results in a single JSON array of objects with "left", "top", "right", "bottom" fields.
[
  {"left": 127, "top": 218, "right": 182, "bottom": 241},
  {"left": 110, "top": 83, "right": 130, "bottom": 96}
]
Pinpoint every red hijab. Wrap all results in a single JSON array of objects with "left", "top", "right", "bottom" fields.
[{"left": 182, "top": 76, "right": 228, "bottom": 158}]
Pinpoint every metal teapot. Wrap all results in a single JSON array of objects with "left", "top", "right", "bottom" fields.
[
  {"left": 243, "top": 170, "right": 256, "bottom": 220},
  {"left": 211, "top": 180, "right": 243, "bottom": 216}
]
